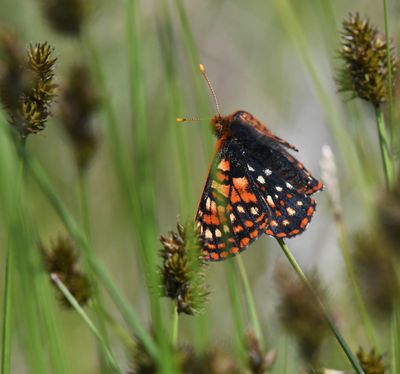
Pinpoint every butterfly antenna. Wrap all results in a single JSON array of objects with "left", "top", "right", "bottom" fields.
[
  {"left": 176, "top": 116, "right": 212, "bottom": 123},
  {"left": 199, "top": 63, "right": 221, "bottom": 116}
]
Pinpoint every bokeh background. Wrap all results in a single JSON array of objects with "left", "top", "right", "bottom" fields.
[{"left": 0, "top": 0, "right": 399, "bottom": 373}]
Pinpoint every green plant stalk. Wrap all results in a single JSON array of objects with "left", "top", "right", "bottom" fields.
[
  {"left": 236, "top": 256, "right": 264, "bottom": 347},
  {"left": 226, "top": 261, "right": 246, "bottom": 368},
  {"left": 0, "top": 122, "right": 47, "bottom": 373},
  {"left": 78, "top": 171, "right": 113, "bottom": 371},
  {"left": 1, "top": 243, "right": 13, "bottom": 374},
  {"left": 174, "top": 0, "right": 214, "bottom": 155},
  {"left": 51, "top": 274, "right": 122, "bottom": 374},
  {"left": 20, "top": 145, "right": 69, "bottom": 374},
  {"left": 36, "top": 275, "right": 70, "bottom": 374},
  {"left": 336, "top": 221, "right": 378, "bottom": 348},
  {"left": 81, "top": 29, "right": 168, "bottom": 369},
  {"left": 383, "top": 0, "right": 395, "bottom": 152},
  {"left": 171, "top": 305, "right": 179, "bottom": 347},
  {"left": 391, "top": 303, "right": 400, "bottom": 374},
  {"left": 276, "top": 238, "right": 364, "bottom": 374},
  {"left": 125, "top": 2, "right": 173, "bottom": 372},
  {"left": 157, "top": 0, "right": 194, "bottom": 215},
  {"left": 375, "top": 107, "right": 394, "bottom": 188},
  {"left": 19, "top": 146, "right": 160, "bottom": 363}
]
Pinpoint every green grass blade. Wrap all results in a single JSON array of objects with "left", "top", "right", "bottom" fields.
[
  {"left": 391, "top": 303, "right": 400, "bottom": 374},
  {"left": 1, "top": 244, "right": 13, "bottom": 374},
  {"left": 276, "top": 239, "right": 364, "bottom": 374},
  {"left": 51, "top": 274, "right": 122, "bottom": 374},
  {"left": 382, "top": 0, "right": 395, "bottom": 152},
  {"left": 235, "top": 256, "right": 264, "bottom": 348},
  {"left": 375, "top": 107, "right": 394, "bottom": 189}
]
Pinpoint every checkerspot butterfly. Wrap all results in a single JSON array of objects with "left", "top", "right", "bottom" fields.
[{"left": 179, "top": 65, "right": 323, "bottom": 261}]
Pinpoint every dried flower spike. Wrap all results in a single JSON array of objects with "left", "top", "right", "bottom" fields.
[
  {"left": 40, "top": 0, "right": 90, "bottom": 37},
  {"left": 245, "top": 331, "right": 277, "bottom": 374},
  {"left": 0, "top": 31, "right": 31, "bottom": 112},
  {"left": 357, "top": 347, "right": 386, "bottom": 374},
  {"left": 0, "top": 39, "right": 57, "bottom": 138},
  {"left": 159, "top": 221, "right": 208, "bottom": 315},
  {"left": 41, "top": 236, "right": 91, "bottom": 308},
  {"left": 60, "top": 64, "right": 99, "bottom": 171},
  {"left": 338, "top": 13, "right": 397, "bottom": 107}
]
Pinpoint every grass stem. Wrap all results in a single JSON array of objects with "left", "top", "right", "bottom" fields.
[
  {"left": 375, "top": 106, "right": 394, "bottom": 189},
  {"left": 51, "top": 274, "right": 122, "bottom": 374},
  {"left": 1, "top": 244, "right": 13, "bottom": 374},
  {"left": 276, "top": 238, "right": 364, "bottom": 374},
  {"left": 236, "top": 256, "right": 264, "bottom": 347},
  {"left": 382, "top": 0, "right": 395, "bottom": 152},
  {"left": 171, "top": 305, "right": 179, "bottom": 347}
]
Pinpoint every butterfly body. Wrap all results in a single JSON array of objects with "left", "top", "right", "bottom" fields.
[{"left": 196, "top": 110, "right": 323, "bottom": 261}]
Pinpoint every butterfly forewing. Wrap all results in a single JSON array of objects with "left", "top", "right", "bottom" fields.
[
  {"left": 229, "top": 111, "right": 323, "bottom": 196},
  {"left": 196, "top": 140, "right": 269, "bottom": 261}
]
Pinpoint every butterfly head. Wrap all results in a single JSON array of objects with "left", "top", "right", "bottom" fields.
[{"left": 211, "top": 110, "right": 253, "bottom": 137}]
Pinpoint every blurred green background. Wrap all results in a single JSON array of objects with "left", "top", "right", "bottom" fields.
[{"left": 0, "top": 0, "right": 398, "bottom": 373}]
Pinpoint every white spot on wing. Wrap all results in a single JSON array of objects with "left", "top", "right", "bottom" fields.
[
  {"left": 286, "top": 182, "right": 293, "bottom": 189},
  {"left": 215, "top": 229, "right": 222, "bottom": 237},
  {"left": 230, "top": 213, "right": 236, "bottom": 222},
  {"left": 275, "top": 186, "right": 283, "bottom": 192},
  {"left": 250, "top": 207, "right": 259, "bottom": 215},
  {"left": 257, "top": 175, "right": 265, "bottom": 184},
  {"left": 205, "top": 229, "right": 213, "bottom": 239},
  {"left": 264, "top": 169, "right": 272, "bottom": 176},
  {"left": 286, "top": 207, "right": 296, "bottom": 216},
  {"left": 237, "top": 205, "right": 245, "bottom": 213},
  {"left": 266, "top": 195, "right": 275, "bottom": 207},
  {"left": 206, "top": 197, "right": 211, "bottom": 210},
  {"left": 247, "top": 164, "right": 255, "bottom": 171}
]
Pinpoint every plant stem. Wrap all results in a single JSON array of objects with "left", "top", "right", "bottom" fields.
[
  {"left": 1, "top": 243, "right": 13, "bottom": 374},
  {"left": 226, "top": 261, "right": 246, "bottom": 368},
  {"left": 382, "top": 0, "right": 395, "bottom": 152},
  {"left": 236, "top": 256, "right": 264, "bottom": 347},
  {"left": 51, "top": 274, "right": 122, "bottom": 374},
  {"left": 276, "top": 238, "right": 364, "bottom": 374},
  {"left": 171, "top": 305, "right": 179, "bottom": 347},
  {"left": 391, "top": 303, "right": 400, "bottom": 374},
  {"left": 78, "top": 170, "right": 112, "bottom": 371},
  {"left": 375, "top": 106, "right": 394, "bottom": 189}
]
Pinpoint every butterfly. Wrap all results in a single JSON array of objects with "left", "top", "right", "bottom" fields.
[{"left": 181, "top": 65, "right": 323, "bottom": 261}]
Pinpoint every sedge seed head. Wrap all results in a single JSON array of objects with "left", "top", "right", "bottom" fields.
[
  {"left": 159, "top": 221, "right": 208, "bottom": 315},
  {"left": 41, "top": 236, "right": 91, "bottom": 308},
  {"left": 337, "top": 13, "right": 397, "bottom": 107},
  {"left": 0, "top": 38, "right": 57, "bottom": 137},
  {"left": 357, "top": 347, "right": 386, "bottom": 374},
  {"left": 40, "top": 0, "right": 91, "bottom": 37}
]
